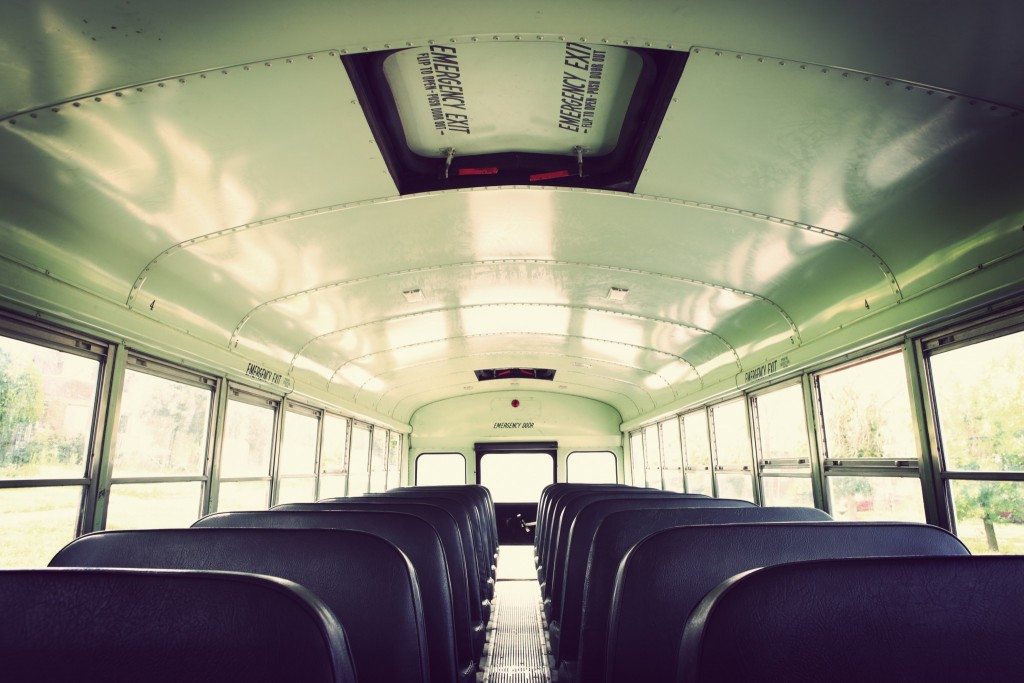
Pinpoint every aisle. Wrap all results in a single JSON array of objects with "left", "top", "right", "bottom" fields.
[{"left": 480, "top": 546, "right": 552, "bottom": 682}]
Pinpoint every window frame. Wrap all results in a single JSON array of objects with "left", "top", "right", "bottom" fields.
[
  {"left": 708, "top": 397, "right": 759, "bottom": 504},
  {"left": 415, "top": 451, "right": 467, "bottom": 486},
  {"left": 0, "top": 312, "right": 112, "bottom": 538},
  {"left": 750, "top": 379, "right": 816, "bottom": 508},
  {"left": 272, "top": 400, "right": 323, "bottom": 505},
  {"left": 680, "top": 408, "right": 715, "bottom": 496},
  {"left": 317, "top": 412, "right": 352, "bottom": 500},
  {"left": 918, "top": 309, "right": 1024, "bottom": 538},
  {"left": 214, "top": 383, "right": 281, "bottom": 512},
  {"left": 346, "top": 421, "right": 373, "bottom": 496},
  {"left": 811, "top": 346, "right": 927, "bottom": 521},
  {"left": 566, "top": 450, "right": 619, "bottom": 484},
  {"left": 101, "top": 352, "right": 220, "bottom": 527}
]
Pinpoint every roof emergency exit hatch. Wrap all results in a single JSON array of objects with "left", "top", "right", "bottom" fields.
[{"left": 344, "top": 41, "right": 686, "bottom": 193}]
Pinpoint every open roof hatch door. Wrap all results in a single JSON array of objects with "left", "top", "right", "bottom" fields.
[{"left": 344, "top": 42, "right": 686, "bottom": 193}]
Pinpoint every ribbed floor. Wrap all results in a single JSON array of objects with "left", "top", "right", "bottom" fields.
[{"left": 480, "top": 579, "right": 552, "bottom": 683}]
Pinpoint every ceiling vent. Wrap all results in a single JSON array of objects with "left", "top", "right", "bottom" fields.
[{"left": 475, "top": 367, "right": 557, "bottom": 382}]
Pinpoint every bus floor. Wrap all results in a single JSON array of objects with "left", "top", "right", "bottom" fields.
[{"left": 480, "top": 545, "right": 552, "bottom": 683}]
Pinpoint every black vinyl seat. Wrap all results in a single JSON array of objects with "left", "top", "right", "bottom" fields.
[
  {"left": 0, "top": 568, "right": 356, "bottom": 683},
  {"left": 374, "top": 490, "right": 494, "bottom": 589},
  {"left": 399, "top": 486, "right": 498, "bottom": 562},
  {"left": 678, "top": 556, "right": 1024, "bottom": 683},
  {"left": 277, "top": 500, "right": 486, "bottom": 658},
  {"left": 311, "top": 495, "right": 492, "bottom": 616},
  {"left": 544, "top": 490, "right": 706, "bottom": 612},
  {"left": 194, "top": 510, "right": 474, "bottom": 683},
  {"left": 538, "top": 485, "right": 641, "bottom": 581},
  {"left": 547, "top": 496, "right": 755, "bottom": 661},
  {"left": 50, "top": 528, "right": 430, "bottom": 683},
  {"left": 606, "top": 522, "right": 970, "bottom": 682},
  {"left": 569, "top": 506, "right": 832, "bottom": 683}
]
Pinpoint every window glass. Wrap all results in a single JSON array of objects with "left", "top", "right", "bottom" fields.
[
  {"left": 818, "top": 352, "right": 916, "bottom": 460},
  {"left": 660, "top": 418, "right": 684, "bottom": 492},
  {"left": 320, "top": 415, "right": 349, "bottom": 474},
  {"left": 755, "top": 384, "right": 810, "bottom": 463},
  {"left": 686, "top": 472, "right": 713, "bottom": 496},
  {"left": 930, "top": 331, "right": 1024, "bottom": 472},
  {"left": 416, "top": 452, "right": 466, "bottom": 486},
  {"left": 628, "top": 432, "right": 645, "bottom": 485},
  {"left": 479, "top": 452, "right": 553, "bottom": 502},
  {"left": 348, "top": 424, "right": 372, "bottom": 495},
  {"left": 277, "top": 477, "right": 316, "bottom": 505},
  {"left": 0, "top": 486, "right": 83, "bottom": 567},
  {"left": 221, "top": 399, "right": 275, "bottom": 477},
  {"left": 711, "top": 399, "right": 752, "bottom": 470},
  {"left": 369, "top": 428, "right": 388, "bottom": 492},
  {"left": 761, "top": 476, "right": 814, "bottom": 507},
  {"left": 215, "top": 480, "right": 270, "bottom": 512},
  {"left": 566, "top": 451, "right": 617, "bottom": 484},
  {"left": 387, "top": 432, "right": 402, "bottom": 489},
  {"left": 113, "top": 369, "right": 210, "bottom": 477},
  {"left": 643, "top": 424, "right": 662, "bottom": 488},
  {"left": 105, "top": 482, "right": 203, "bottom": 529},
  {"left": 0, "top": 335, "right": 97, "bottom": 479},
  {"left": 715, "top": 472, "right": 755, "bottom": 502},
  {"left": 279, "top": 411, "right": 318, "bottom": 476},
  {"left": 950, "top": 479, "right": 1024, "bottom": 554},
  {"left": 826, "top": 476, "right": 924, "bottom": 522},
  {"left": 318, "top": 474, "right": 348, "bottom": 499},
  {"left": 682, "top": 411, "right": 712, "bottom": 470}
]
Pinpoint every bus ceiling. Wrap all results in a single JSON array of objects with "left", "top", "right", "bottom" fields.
[{"left": 0, "top": 1, "right": 1022, "bottom": 426}]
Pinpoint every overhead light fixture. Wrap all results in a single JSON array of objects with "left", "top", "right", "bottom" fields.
[
  {"left": 607, "top": 286, "right": 629, "bottom": 302},
  {"left": 402, "top": 288, "right": 424, "bottom": 302}
]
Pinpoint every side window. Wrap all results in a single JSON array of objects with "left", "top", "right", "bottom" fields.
[
  {"left": 709, "top": 399, "right": 755, "bottom": 502},
  {"left": 215, "top": 390, "right": 277, "bottom": 512},
  {"left": 566, "top": 451, "right": 617, "bottom": 484},
  {"left": 105, "top": 359, "right": 213, "bottom": 529},
  {"left": 369, "top": 427, "right": 388, "bottom": 492},
  {"left": 0, "top": 330, "right": 101, "bottom": 567},
  {"left": 927, "top": 327, "right": 1024, "bottom": 553},
  {"left": 643, "top": 424, "right": 663, "bottom": 489},
  {"left": 816, "top": 350, "right": 925, "bottom": 522},
  {"left": 274, "top": 405, "right": 320, "bottom": 505},
  {"left": 415, "top": 452, "right": 466, "bottom": 485},
  {"left": 628, "top": 431, "right": 645, "bottom": 485},
  {"left": 681, "top": 410, "right": 713, "bottom": 495},
  {"left": 386, "top": 432, "right": 402, "bottom": 489},
  {"left": 318, "top": 414, "right": 349, "bottom": 499},
  {"left": 347, "top": 423, "right": 372, "bottom": 495},
  {"left": 752, "top": 383, "right": 814, "bottom": 507},
  {"left": 659, "top": 418, "right": 685, "bottom": 492}
]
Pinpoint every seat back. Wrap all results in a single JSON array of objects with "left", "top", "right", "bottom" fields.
[
  {"left": 546, "top": 491, "right": 708, "bottom": 610},
  {"left": 51, "top": 528, "right": 429, "bottom": 683},
  {"left": 317, "top": 494, "right": 490, "bottom": 601},
  {"left": 679, "top": 556, "right": 1024, "bottom": 683},
  {"left": 402, "top": 485, "right": 497, "bottom": 557},
  {"left": 380, "top": 488, "right": 495, "bottom": 571},
  {"left": 607, "top": 522, "right": 969, "bottom": 682},
  {"left": 540, "top": 485, "right": 640, "bottom": 578},
  {"left": 278, "top": 499, "right": 483, "bottom": 628},
  {"left": 0, "top": 568, "right": 356, "bottom": 683},
  {"left": 195, "top": 510, "right": 471, "bottom": 683},
  {"left": 572, "top": 506, "right": 831, "bottom": 681},
  {"left": 549, "top": 496, "right": 756, "bottom": 662}
]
